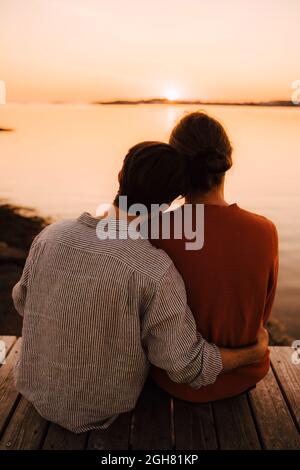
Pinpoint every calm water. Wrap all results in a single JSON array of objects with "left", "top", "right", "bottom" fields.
[{"left": 0, "top": 104, "right": 299, "bottom": 337}]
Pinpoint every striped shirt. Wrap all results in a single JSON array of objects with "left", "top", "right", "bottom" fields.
[{"left": 12, "top": 212, "right": 223, "bottom": 433}]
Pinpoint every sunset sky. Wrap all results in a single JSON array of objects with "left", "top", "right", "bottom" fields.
[{"left": 0, "top": 0, "right": 299, "bottom": 102}]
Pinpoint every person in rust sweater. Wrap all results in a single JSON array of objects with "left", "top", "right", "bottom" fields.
[{"left": 151, "top": 111, "right": 279, "bottom": 402}]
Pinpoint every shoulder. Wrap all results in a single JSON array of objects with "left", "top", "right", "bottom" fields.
[
  {"left": 236, "top": 206, "right": 276, "bottom": 230},
  {"left": 33, "top": 218, "right": 78, "bottom": 243},
  {"left": 126, "top": 237, "right": 175, "bottom": 282},
  {"left": 34, "top": 218, "right": 177, "bottom": 283},
  {"left": 235, "top": 206, "right": 278, "bottom": 247}
]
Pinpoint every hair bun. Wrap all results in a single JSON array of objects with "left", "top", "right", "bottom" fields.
[{"left": 191, "top": 147, "right": 230, "bottom": 174}]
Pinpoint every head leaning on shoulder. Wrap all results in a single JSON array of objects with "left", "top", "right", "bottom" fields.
[
  {"left": 169, "top": 111, "right": 233, "bottom": 200},
  {"left": 113, "top": 141, "right": 188, "bottom": 215}
]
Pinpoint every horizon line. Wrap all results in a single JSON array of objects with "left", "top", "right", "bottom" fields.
[{"left": 3, "top": 97, "right": 298, "bottom": 107}]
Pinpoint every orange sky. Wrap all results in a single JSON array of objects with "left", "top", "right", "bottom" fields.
[{"left": 0, "top": 0, "right": 299, "bottom": 102}]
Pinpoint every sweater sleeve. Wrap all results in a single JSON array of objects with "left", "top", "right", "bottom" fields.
[
  {"left": 141, "top": 262, "right": 223, "bottom": 388},
  {"left": 263, "top": 222, "right": 279, "bottom": 323}
]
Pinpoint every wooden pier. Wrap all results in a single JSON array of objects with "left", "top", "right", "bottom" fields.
[{"left": 0, "top": 337, "right": 299, "bottom": 450}]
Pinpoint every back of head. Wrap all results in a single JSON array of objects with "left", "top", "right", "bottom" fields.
[
  {"left": 115, "top": 141, "right": 188, "bottom": 211},
  {"left": 169, "top": 111, "right": 233, "bottom": 194}
]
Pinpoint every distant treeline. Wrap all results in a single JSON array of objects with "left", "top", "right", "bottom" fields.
[{"left": 93, "top": 98, "right": 299, "bottom": 107}]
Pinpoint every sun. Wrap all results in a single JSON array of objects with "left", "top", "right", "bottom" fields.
[{"left": 164, "top": 88, "right": 180, "bottom": 101}]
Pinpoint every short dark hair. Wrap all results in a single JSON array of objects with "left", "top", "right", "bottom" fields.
[
  {"left": 114, "top": 141, "right": 188, "bottom": 211},
  {"left": 169, "top": 111, "right": 233, "bottom": 194}
]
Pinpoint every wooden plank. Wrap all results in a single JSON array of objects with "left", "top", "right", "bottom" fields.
[
  {"left": 0, "top": 336, "right": 17, "bottom": 357},
  {"left": 174, "top": 400, "right": 217, "bottom": 450},
  {"left": 43, "top": 423, "right": 87, "bottom": 450},
  {"left": 213, "top": 394, "right": 261, "bottom": 450},
  {"left": 87, "top": 412, "right": 132, "bottom": 450},
  {"left": 271, "top": 346, "right": 300, "bottom": 430},
  {"left": 131, "top": 379, "right": 172, "bottom": 450},
  {"left": 0, "top": 397, "right": 48, "bottom": 450},
  {"left": 0, "top": 338, "right": 22, "bottom": 436},
  {"left": 249, "top": 367, "right": 300, "bottom": 449}
]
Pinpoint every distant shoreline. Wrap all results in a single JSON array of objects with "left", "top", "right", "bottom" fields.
[
  {"left": 3, "top": 100, "right": 299, "bottom": 107},
  {"left": 93, "top": 98, "right": 299, "bottom": 107}
]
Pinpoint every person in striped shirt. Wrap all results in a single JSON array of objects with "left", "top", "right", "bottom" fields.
[{"left": 12, "top": 142, "right": 268, "bottom": 433}]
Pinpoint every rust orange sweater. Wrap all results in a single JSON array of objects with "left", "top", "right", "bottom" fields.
[{"left": 151, "top": 203, "right": 278, "bottom": 402}]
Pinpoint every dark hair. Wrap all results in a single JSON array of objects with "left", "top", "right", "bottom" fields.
[
  {"left": 114, "top": 141, "right": 188, "bottom": 210},
  {"left": 169, "top": 111, "right": 233, "bottom": 194}
]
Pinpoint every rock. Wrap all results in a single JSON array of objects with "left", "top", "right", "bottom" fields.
[
  {"left": 266, "top": 317, "right": 292, "bottom": 346},
  {"left": 0, "top": 245, "right": 27, "bottom": 265},
  {"left": 0, "top": 264, "right": 23, "bottom": 336}
]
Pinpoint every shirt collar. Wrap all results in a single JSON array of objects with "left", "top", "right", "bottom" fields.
[{"left": 77, "top": 212, "right": 131, "bottom": 232}]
